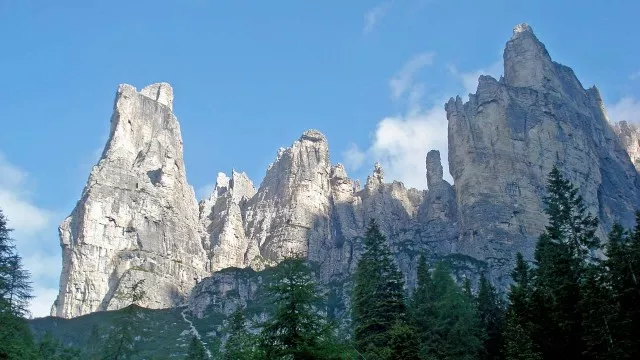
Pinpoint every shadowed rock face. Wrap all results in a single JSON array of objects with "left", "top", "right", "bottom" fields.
[
  {"left": 55, "top": 24, "right": 640, "bottom": 319},
  {"left": 52, "top": 83, "right": 208, "bottom": 318},
  {"left": 446, "top": 24, "right": 640, "bottom": 285}
]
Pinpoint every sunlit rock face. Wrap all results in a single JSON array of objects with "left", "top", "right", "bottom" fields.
[
  {"left": 52, "top": 83, "right": 208, "bottom": 318},
  {"left": 445, "top": 23, "right": 640, "bottom": 285},
  {"left": 613, "top": 121, "right": 640, "bottom": 171},
  {"left": 56, "top": 24, "right": 640, "bottom": 319}
]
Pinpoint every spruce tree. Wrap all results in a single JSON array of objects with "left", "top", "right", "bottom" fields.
[
  {"left": 409, "top": 255, "right": 437, "bottom": 359},
  {"left": 352, "top": 219, "right": 406, "bottom": 358},
  {"left": 430, "top": 262, "right": 484, "bottom": 360},
  {"left": 0, "top": 209, "right": 37, "bottom": 359},
  {"left": 185, "top": 336, "right": 208, "bottom": 360},
  {"left": 223, "top": 308, "right": 259, "bottom": 360},
  {"left": 258, "top": 257, "right": 341, "bottom": 359},
  {"left": 476, "top": 273, "right": 505, "bottom": 360},
  {"left": 0, "top": 209, "right": 33, "bottom": 317},
  {"left": 530, "top": 166, "right": 600, "bottom": 359},
  {"left": 503, "top": 253, "right": 540, "bottom": 360},
  {"left": 604, "top": 218, "right": 640, "bottom": 358},
  {"left": 101, "top": 279, "right": 147, "bottom": 360}
]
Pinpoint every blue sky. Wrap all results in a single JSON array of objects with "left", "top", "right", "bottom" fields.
[{"left": 1, "top": 0, "right": 639, "bottom": 317}]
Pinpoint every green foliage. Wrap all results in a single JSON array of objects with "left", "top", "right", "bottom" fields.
[
  {"left": 352, "top": 219, "right": 406, "bottom": 358},
  {"left": 0, "top": 209, "right": 38, "bottom": 359},
  {"left": 185, "top": 336, "right": 208, "bottom": 360},
  {"left": 528, "top": 166, "right": 600, "bottom": 359},
  {"left": 410, "top": 255, "right": 438, "bottom": 359},
  {"left": 387, "top": 320, "right": 420, "bottom": 360},
  {"left": 476, "top": 273, "right": 505, "bottom": 360},
  {"left": 98, "top": 280, "right": 148, "bottom": 359},
  {"left": 0, "top": 209, "right": 33, "bottom": 318},
  {"left": 602, "top": 216, "right": 640, "bottom": 358},
  {"left": 430, "top": 262, "right": 484, "bottom": 360},
  {"left": 36, "top": 331, "right": 82, "bottom": 360},
  {"left": 502, "top": 314, "right": 540, "bottom": 360},
  {"left": 258, "top": 256, "right": 344, "bottom": 359},
  {"left": 223, "top": 308, "right": 259, "bottom": 360}
]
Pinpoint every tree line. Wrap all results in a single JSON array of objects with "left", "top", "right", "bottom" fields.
[{"left": 2, "top": 165, "right": 640, "bottom": 359}]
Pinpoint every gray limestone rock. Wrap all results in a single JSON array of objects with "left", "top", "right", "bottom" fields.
[
  {"left": 55, "top": 23, "right": 640, "bottom": 321},
  {"left": 51, "top": 83, "right": 208, "bottom": 318},
  {"left": 446, "top": 24, "right": 640, "bottom": 285},
  {"left": 613, "top": 121, "right": 640, "bottom": 171}
]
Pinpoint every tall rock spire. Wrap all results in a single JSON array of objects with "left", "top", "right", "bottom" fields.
[
  {"left": 446, "top": 24, "right": 640, "bottom": 285},
  {"left": 52, "top": 83, "right": 207, "bottom": 318}
]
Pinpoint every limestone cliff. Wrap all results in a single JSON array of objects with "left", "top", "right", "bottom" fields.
[
  {"left": 55, "top": 24, "right": 640, "bottom": 320},
  {"left": 613, "top": 121, "right": 640, "bottom": 171},
  {"left": 52, "top": 83, "right": 208, "bottom": 318},
  {"left": 445, "top": 24, "right": 640, "bottom": 284}
]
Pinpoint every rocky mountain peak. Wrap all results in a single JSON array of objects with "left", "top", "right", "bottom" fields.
[
  {"left": 426, "top": 150, "right": 444, "bottom": 189},
  {"left": 53, "top": 83, "right": 207, "bottom": 318},
  {"left": 503, "top": 23, "right": 554, "bottom": 89},
  {"left": 139, "top": 82, "right": 174, "bottom": 110}
]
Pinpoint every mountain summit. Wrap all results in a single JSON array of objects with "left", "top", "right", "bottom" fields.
[{"left": 53, "top": 24, "right": 640, "bottom": 318}]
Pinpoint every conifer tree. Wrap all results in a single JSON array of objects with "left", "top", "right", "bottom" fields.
[
  {"left": 530, "top": 166, "right": 600, "bottom": 359},
  {"left": 503, "top": 253, "right": 540, "bottom": 360},
  {"left": 258, "top": 256, "right": 342, "bottom": 359},
  {"left": 185, "top": 336, "right": 208, "bottom": 360},
  {"left": 476, "top": 273, "right": 505, "bottom": 360},
  {"left": 430, "top": 262, "right": 484, "bottom": 360},
  {"left": 604, "top": 218, "right": 640, "bottom": 358},
  {"left": 352, "top": 219, "right": 406, "bottom": 358},
  {"left": 223, "top": 308, "right": 259, "bottom": 360},
  {"left": 0, "top": 209, "right": 37, "bottom": 359},
  {"left": 409, "top": 255, "right": 437, "bottom": 359},
  {"left": 0, "top": 209, "right": 33, "bottom": 317},
  {"left": 101, "top": 279, "right": 147, "bottom": 360}
]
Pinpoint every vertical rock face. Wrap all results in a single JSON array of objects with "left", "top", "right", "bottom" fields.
[
  {"left": 55, "top": 24, "right": 640, "bottom": 321},
  {"left": 446, "top": 24, "right": 640, "bottom": 284},
  {"left": 52, "top": 83, "right": 207, "bottom": 318},
  {"left": 243, "top": 130, "right": 333, "bottom": 264},
  {"left": 199, "top": 171, "right": 256, "bottom": 272},
  {"left": 613, "top": 121, "right": 640, "bottom": 170}
]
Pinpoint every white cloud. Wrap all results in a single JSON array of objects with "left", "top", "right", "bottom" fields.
[
  {"left": 607, "top": 97, "right": 640, "bottom": 124},
  {"left": 342, "top": 52, "right": 451, "bottom": 190},
  {"left": 369, "top": 107, "right": 450, "bottom": 189},
  {"left": 389, "top": 52, "right": 435, "bottom": 100},
  {"left": 363, "top": 2, "right": 392, "bottom": 35},
  {"left": 630, "top": 71, "right": 640, "bottom": 81},
  {"left": 0, "top": 152, "right": 60, "bottom": 318},
  {"left": 343, "top": 143, "right": 367, "bottom": 170},
  {"left": 448, "top": 61, "right": 503, "bottom": 98}
]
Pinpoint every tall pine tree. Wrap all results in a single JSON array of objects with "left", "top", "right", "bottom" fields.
[
  {"left": 530, "top": 166, "right": 599, "bottom": 359},
  {"left": 476, "top": 273, "right": 505, "bottom": 360},
  {"left": 503, "top": 253, "right": 540, "bottom": 360},
  {"left": 409, "top": 255, "right": 437, "bottom": 359},
  {"left": 258, "top": 257, "right": 342, "bottom": 359},
  {"left": 223, "top": 308, "right": 259, "bottom": 360},
  {"left": 352, "top": 219, "right": 406, "bottom": 359},
  {"left": 0, "top": 209, "right": 37, "bottom": 359}
]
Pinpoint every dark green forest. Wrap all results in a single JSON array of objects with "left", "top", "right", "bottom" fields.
[{"left": 2, "top": 166, "right": 640, "bottom": 359}]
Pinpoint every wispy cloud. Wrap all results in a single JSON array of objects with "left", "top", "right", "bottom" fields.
[
  {"left": 630, "top": 70, "right": 640, "bottom": 81},
  {"left": 0, "top": 152, "right": 60, "bottom": 318},
  {"left": 607, "top": 97, "right": 640, "bottom": 124},
  {"left": 389, "top": 52, "right": 436, "bottom": 101},
  {"left": 342, "top": 52, "right": 450, "bottom": 189},
  {"left": 363, "top": 2, "right": 392, "bottom": 35},
  {"left": 448, "top": 60, "right": 503, "bottom": 99}
]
